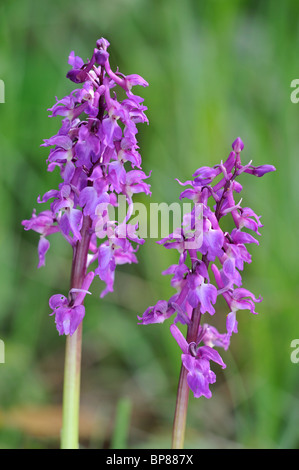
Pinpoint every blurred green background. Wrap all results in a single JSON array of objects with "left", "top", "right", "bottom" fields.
[{"left": 0, "top": 0, "right": 298, "bottom": 449}]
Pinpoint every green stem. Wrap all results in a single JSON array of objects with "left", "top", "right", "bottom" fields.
[
  {"left": 171, "top": 362, "right": 189, "bottom": 449},
  {"left": 61, "top": 323, "right": 82, "bottom": 448},
  {"left": 61, "top": 215, "right": 92, "bottom": 449},
  {"left": 172, "top": 306, "right": 202, "bottom": 449}
]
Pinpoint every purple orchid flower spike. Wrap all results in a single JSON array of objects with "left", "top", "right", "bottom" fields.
[
  {"left": 21, "top": 37, "right": 151, "bottom": 450},
  {"left": 22, "top": 38, "right": 151, "bottom": 337},
  {"left": 138, "top": 137, "right": 275, "bottom": 448}
]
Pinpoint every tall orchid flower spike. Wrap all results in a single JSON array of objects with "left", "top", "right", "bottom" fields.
[
  {"left": 22, "top": 38, "right": 150, "bottom": 449},
  {"left": 139, "top": 137, "right": 275, "bottom": 448}
]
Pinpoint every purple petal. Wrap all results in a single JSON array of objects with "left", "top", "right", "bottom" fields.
[
  {"left": 98, "top": 267, "right": 115, "bottom": 298},
  {"left": 223, "top": 258, "right": 235, "bottom": 279},
  {"left": 198, "top": 345, "right": 226, "bottom": 368},
  {"left": 72, "top": 271, "right": 95, "bottom": 306},
  {"left": 79, "top": 186, "right": 98, "bottom": 216},
  {"left": 138, "top": 300, "right": 173, "bottom": 325},
  {"left": 94, "top": 48, "right": 109, "bottom": 65},
  {"left": 201, "top": 324, "right": 230, "bottom": 351},
  {"left": 226, "top": 311, "right": 238, "bottom": 336},
  {"left": 187, "top": 289, "right": 200, "bottom": 309},
  {"left": 231, "top": 228, "right": 259, "bottom": 245},
  {"left": 42, "top": 135, "right": 73, "bottom": 150},
  {"left": 63, "top": 161, "right": 76, "bottom": 183},
  {"left": 244, "top": 165, "right": 276, "bottom": 177},
  {"left": 53, "top": 307, "right": 71, "bottom": 335},
  {"left": 98, "top": 244, "right": 113, "bottom": 270},
  {"left": 197, "top": 283, "right": 218, "bottom": 315},
  {"left": 182, "top": 354, "right": 212, "bottom": 399},
  {"left": 68, "top": 51, "right": 84, "bottom": 69},
  {"left": 49, "top": 294, "right": 67, "bottom": 310},
  {"left": 223, "top": 151, "right": 236, "bottom": 172},
  {"left": 67, "top": 209, "right": 83, "bottom": 241},
  {"left": 125, "top": 74, "right": 149, "bottom": 88},
  {"left": 187, "top": 369, "right": 211, "bottom": 398},
  {"left": 37, "top": 237, "right": 50, "bottom": 268},
  {"left": 232, "top": 137, "right": 244, "bottom": 153},
  {"left": 170, "top": 324, "right": 188, "bottom": 354},
  {"left": 69, "top": 305, "right": 85, "bottom": 335},
  {"left": 37, "top": 189, "right": 59, "bottom": 204}
]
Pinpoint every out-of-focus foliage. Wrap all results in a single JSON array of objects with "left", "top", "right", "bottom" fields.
[{"left": 0, "top": 0, "right": 298, "bottom": 449}]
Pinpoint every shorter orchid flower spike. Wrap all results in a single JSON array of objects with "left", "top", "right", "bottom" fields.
[{"left": 139, "top": 138, "right": 275, "bottom": 398}]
